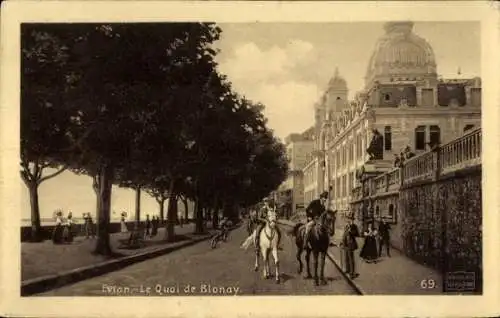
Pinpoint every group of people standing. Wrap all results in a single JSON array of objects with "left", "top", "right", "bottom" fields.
[
  {"left": 121, "top": 213, "right": 162, "bottom": 239},
  {"left": 341, "top": 216, "right": 392, "bottom": 278},
  {"left": 393, "top": 146, "right": 416, "bottom": 167},
  {"left": 52, "top": 211, "right": 75, "bottom": 244}
]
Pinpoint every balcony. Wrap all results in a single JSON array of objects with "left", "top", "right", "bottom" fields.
[
  {"left": 439, "top": 128, "right": 481, "bottom": 174},
  {"left": 351, "top": 128, "right": 481, "bottom": 199}
]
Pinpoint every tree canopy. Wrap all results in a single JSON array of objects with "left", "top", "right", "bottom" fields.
[{"left": 21, "top": 22, "right": 289, "bottom": 250}]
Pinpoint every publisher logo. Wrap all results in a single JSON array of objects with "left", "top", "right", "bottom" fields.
[{"left": 445, "top": 271, "right": 475, "bottom": 291}]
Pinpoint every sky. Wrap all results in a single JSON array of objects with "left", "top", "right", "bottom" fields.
[
  {"left": 215, "top": 22, "right": 480, "bottom": 141},
  {"left": 21, "top": 21, "right": 480, "bottom": 222}
]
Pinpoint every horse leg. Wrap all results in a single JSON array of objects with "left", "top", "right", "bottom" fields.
[
  {"left": 320, "top": 252, "right": 327, "bottom": 285},
  {"left": 254, "top": 231, "right": 260, "bottom": 271},
  {"left": 254, "top": 248, "right": 259, "bottom": 272},
  {"left": 304, "top": 249, "right": 312, "bottom": 279},
  {"left": 312, "top": 250, "right": 319, "bottom": 286},
  {"left": 272, "top": 246, "right": 280, "bottom": 284},
  {"left": 296, "top": 245, "right": 303, "bottom": 274},
  {"left": 263, "top": 248, "right": 271, "bottom": 279}
]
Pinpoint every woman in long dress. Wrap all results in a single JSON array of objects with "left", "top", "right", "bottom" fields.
[
  {"left": 52, "top": 211, "right": 64, "bottom": 244},
  {"left": 62, "top": 211, "right": 74, "bottom": 243},
  {"left": 359, "top": 223, "right": 378, "bottom": 263},
  {"left": 120, "top": 212, "right": 128, "bottom": 233}
]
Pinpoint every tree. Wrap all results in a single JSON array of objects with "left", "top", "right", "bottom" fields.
[{"left": 21, "top": 25, "right": 97, "bottom": 241}]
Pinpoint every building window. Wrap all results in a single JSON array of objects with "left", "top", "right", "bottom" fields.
[
  {"left": 375, "top": 206, "right": 380, "bottom": 216},
  {"left": 471, "top": 88, "right": 481, "bottom": 106},
  {"left": 464, "top": 124, "right": 475, "bottom": 133},
  {"left": 384, "top": 93, "right": 391, "bottom": 101},
  {"left": 336, "top": 96, "right": 341, "bottom": 100},
  {"left": 429, "top": 125, "right": 441, "bottom": 148},
  {"left": 415, "top": 125, "right": 426, "bottom": 150},
  {"left": 384, "top": 126, "right": 392, "bottom": 151},
  {"left": 388, "top": 204, "right": 394, "bottom": 217}
]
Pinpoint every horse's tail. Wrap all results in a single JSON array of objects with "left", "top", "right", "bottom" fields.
[{"left": 240, "top": 230, "right": 256, "bottom": 250}]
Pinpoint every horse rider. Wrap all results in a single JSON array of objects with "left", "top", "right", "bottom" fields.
[
  {"left": 255, "top": 198, "right": 282, "bottom": 250},
  {"left": 303, "top": 191, "right": 328, "bottom": 250}
]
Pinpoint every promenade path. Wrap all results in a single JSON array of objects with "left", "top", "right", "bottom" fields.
[
  {"left": 22, "top": 223, "right": 210, "bottom": 281},
  {"left": 38, "top": 225, "right": 357, "bottom": 296}
]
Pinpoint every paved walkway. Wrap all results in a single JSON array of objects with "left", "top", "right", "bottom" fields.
[
  {"left": 38, "top": 226, "right": 356, "bottom": 296},
  {"left": 22, "top": 223, "right": 212, "bottom": 281},
  {"left": 329, "top": 222, "right": 443, "bottom": 295},
  {"left": 280, "top": 217, "right": 443, "bottom": 294}
]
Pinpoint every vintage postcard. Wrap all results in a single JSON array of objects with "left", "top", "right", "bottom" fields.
[{"left": 1, "top": 1, "right": 499, "bottom": 317}]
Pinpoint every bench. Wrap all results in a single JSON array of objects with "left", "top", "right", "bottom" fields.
[{"left": 118, "top": 228, "right": 146, "bottom": 249}]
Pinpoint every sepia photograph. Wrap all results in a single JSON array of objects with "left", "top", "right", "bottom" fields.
[{"left": 1, "top": 1, "right": 499, "bottom": 318}]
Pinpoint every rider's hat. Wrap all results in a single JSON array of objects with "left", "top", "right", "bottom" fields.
[{"left": 320, "top": 191, "right": 328, "bottom": 199}]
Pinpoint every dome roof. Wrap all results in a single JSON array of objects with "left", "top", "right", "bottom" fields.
[
  {"left": 365, "top": 21, "right": 437, "bottom": 85},
  {"left": 328, "top": 67, "right": 347, "bottom": 89}
]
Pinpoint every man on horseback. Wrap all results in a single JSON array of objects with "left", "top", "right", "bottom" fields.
[
  {"left": 303, "top": 191, "right": 328, "bottom": 250},
  {"left": 254, "top": 198, "right": 282, "bottom": 250}
]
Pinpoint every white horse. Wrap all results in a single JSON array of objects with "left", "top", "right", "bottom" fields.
[{"left": 255, "top": 210, "right": 281, "bottom": 283}]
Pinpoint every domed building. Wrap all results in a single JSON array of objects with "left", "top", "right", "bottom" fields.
[
  {"left": 301, "top": 20, "right": 481, "bottom": 214},
  {"left": 365, "top": 21, "right": 437, "bottom": 87}
]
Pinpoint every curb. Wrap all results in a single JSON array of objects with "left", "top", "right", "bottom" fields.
[
  {"left": 21, "top": 225, "right": 240, "bottom": 296},
  {"left": 277, "top": 219, "right": 365, "bottom": 295},
  {"left": 326, "top": 250, "right": 365, "bottom": 295}
]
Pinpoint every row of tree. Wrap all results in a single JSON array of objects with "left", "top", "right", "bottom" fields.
[{"left": 21, "top": 23, "right": 289, "bottom": 255}]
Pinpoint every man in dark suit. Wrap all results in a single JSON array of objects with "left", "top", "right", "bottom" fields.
[
  {"left": 303, "top": 191, "right": 328, "bottom": 249},
  {"left": 378, "top": 218, "right": 391, "bottom": 257},
  {"left": 341, "top": 214, "right": 360, "bottom": 279}
]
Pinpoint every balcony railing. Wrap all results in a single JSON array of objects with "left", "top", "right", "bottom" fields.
[
  {"left": 402, "top": 151, "right": 437, "bottom": 186},
  {"left": 439, "top": 128, "right": 481, "bottom": 174},
  {"left": 387, "top": 168, "right": 400, "bottom": 188},
  {"left": 352, "top": 128, "right": 481, "bottom": 198}
]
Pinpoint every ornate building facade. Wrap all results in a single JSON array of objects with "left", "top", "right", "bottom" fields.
[
  {"left": 302, "top": 21, "right": 481, "bottom": 213},
  {"left": 277, "top": 130, "right": 314, "bottom": 218}
]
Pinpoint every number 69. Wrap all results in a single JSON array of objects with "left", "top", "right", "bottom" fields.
[{"left": 420, "top": 279, "right": 436, "bottom": 289}]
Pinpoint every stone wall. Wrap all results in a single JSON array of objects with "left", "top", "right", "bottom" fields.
[
  {"left": 350, "top": 128, "right": 482, "bottom": 292},
  {"left": 399, "top": 167, "right": 482, "bottom": 292}
]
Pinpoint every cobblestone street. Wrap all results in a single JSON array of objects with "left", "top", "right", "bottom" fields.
[{"left": 38, "top": 226, "right": 357, "bottom": 296}]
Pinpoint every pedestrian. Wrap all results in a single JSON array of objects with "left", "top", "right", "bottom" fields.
[
  {"left": 151, "top": 216, "right": 158, "bottom": 237},
  {"left": 359, "top": 223, "right": 378, "bottom": 263},
  {"left": 393, "top": 154, "right": 400, "bottom": 168},
  {"left": 404, "top": 146, "right": 415, "bottom": 159},
  {"left": 341, "top": 214, "right": 360, "bottom": 279},
  {"left": 145, "top": 215, "right": 151, "bottom": 239},
  {"left": 120, "top": 212, "right": 128, "bottom": 233},
  {"left": 52, "top": 210, "right": 64, "bottom": 244},
  {"left": 378, "top": 218, "right": 391, "bottom": 257},
  {"left": 62, "top": 211, "right": 74, "bottom": 243},
  {"left": 88, "top": 214, "right": 96, "bottom": 238}
]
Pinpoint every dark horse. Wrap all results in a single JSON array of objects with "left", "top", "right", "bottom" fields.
[{"left": 290, "top": 210, "right": 337, "bottom": 286}]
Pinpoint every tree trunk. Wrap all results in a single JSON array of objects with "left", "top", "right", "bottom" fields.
[
  {"left": 165, "top": 179, "right": 176, "bottom": 242},
  {"left": 134, "top": 186, "right": 141, "bottom": 230},
  {"left": 28, "top": 181, "right": 43, "bottom": 242},
  {"left": 93, "top": 164, "right": 113, "bottom": 256},
  {"left": 183, "top": 198, "right": 189, "bottom": 222},
  {"left": 159, "top": 198, "right": 165, "bottom": 223},
  {"left": 92, "top": 174, "right": 99, "bottom": 216},
  {"left": 173, "top": 197, "right": 179, "bottom": 225},
  {"left": 194, "top": 198, "right": 205, "bottom": 234}
]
